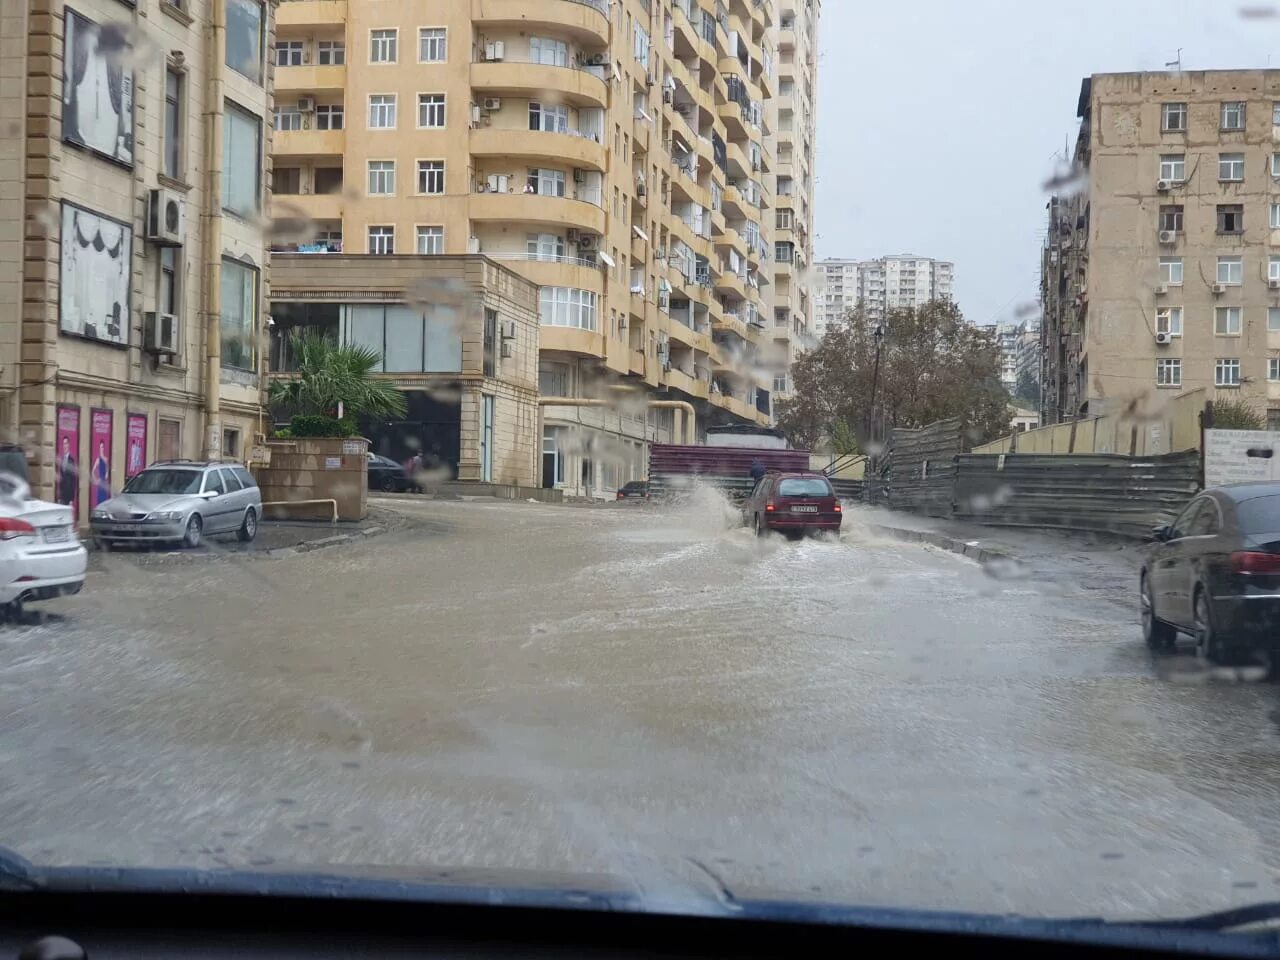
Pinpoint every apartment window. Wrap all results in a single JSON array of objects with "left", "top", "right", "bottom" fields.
[
  {"left": 776, "top": 208, "right": 793, "bottom": 230},
  {"left": 1275, "top": 103, "right": 1280, "bottom": 126},
  {"left": 530, "top": 36, "right": 568, "bottom": 66},
  {"left": 1161, "top": 102, "right": 1187, "bottom": 132},
  {"left": 416, "top": 225, "right": 444, "bottom": 255},
  {"left": 527, "top": 167, "right": 566, "bottom": 197},
  {"left": 367, "top": 160, "right": 395, "bottom": 195},
  {"left": 273, "top": 106, "right": 302, "bottom": 131},
  {"left": 1215, "top": 306, "right": 1242, "bottom": 336},
  {"left": 159, "top": 246, "right": 179, "bottom": 318},
  {"left": 275, "top": 40, "right": 302, "bottom": 67},
  {"left": 1270, "top": 307, "right": 1280, "bottom": 331},
  {"left": 416, "top": 159, "right": 445, "bottom": 194},
  {"left": 1156, "top": 358, "right": 1182, "bottom": 388},
  {"left": 317, "top": 40, "right": 345, "bottom": 65},
  {"left": 1218, "top": 256, "right": 1244, "bottom": 285},
  {"left": 483, "top": 308, "right": 497, "bottom": 377},
  {"left": 1155, "top": 306, "right": 1182, "bottom": 337},
  {"left": 1159, "top": 256, "right": 1183, "bottom": 285},
  {"left": 1270, "top": 358, "right": 1280, "bottom": 382},
  {"left": 539, "top": 287, "right": 597, "bottom": 329},
  {"left": 1220, "top": 152, "right": 1245, "bottom": 181},
  {"left": 1272, "top": 203, "right": 1280, "bottom": 229},
  {"left": 529, "top": 101, "right": 569, "bottom": 132},
  {"left": 1221, "top": 101, "right": 1246, "bottom": 131},
  {"left": 417, "top": 93, "right": 445, "bottom": 128},
  {"left": 1159, "top": 154, "right": 1185, "bottom": 182},
  {"left": 527, "top": 233, "right": 566, "bottom": 261},
  {"left": 1219, "top": 204, "right": 1244, "bottom": 234},
  {"left": 314, "top": 167, "right": 343, "bottom": 193},
  {"left": 1271, "top": 257, "right": 1280, "bottom": 282},
  {"left": 370, "top": 29, "right": 397, "bottom": 63},
  {"left": 163, "top": 69, "right": 183, "bottom": 179},
  {"left": 777, "top": 177, "right": 794, "bottom": 196},
  {"left": 1273, "top": 154, "right": 1280, "bottom": 178},
  {"left": 226, "top": 0, "right": 263, "bottom": 83},
  {"left": 775, "top": 242, "right": 793, "bottom": 263},
  {"left": 633, "top": 24, "right": 650, "bottom": 68},
  {"left": 272, "top": 166, "right": 301, "bottom": 194},
  {"left": 221, "top": 102, "right": 261, "bottom": 217},
  {"left": 418, "top": 27, "right": 446, "bottom": 62},
  {"left": 1159, "top": 204, "right": 1183, "bottom": 232},
  {"left": 368, "top": 94, "right": 396, "bottom": 128},
  {"left": 368, "top": 226, "right": 394, "bottom": 255},
  {"left": 315, "top": 103, "right": 343, "bottom": 130},
  {"left": 1216, "top": 358, "right": 1242, "bottom": 386},
  {"left": 220, "top": 258, "right": 258, "bottom": 371},
  {"left": 315, "top": 227, "right": 342, "bottom": 248}
]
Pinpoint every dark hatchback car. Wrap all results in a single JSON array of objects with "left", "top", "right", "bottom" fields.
[
  {"left": 367, "top": 454, "right": 416, "bottom": 493},
  {"left": 1142, "top": 483, "right": 1280, "bottom": 663},
  {"left": 742, "top": 471, "right": 842, "bottom": 537},
  {"left": 616, "top": 480, "right": 649, "bottom": 500}
]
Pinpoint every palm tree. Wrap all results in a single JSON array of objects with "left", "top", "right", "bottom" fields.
[{"left": 269, "top": 330, "right": 407, "bottom": 421}]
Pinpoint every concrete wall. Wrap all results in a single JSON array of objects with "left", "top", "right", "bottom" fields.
[{"left": 255, "top": 436, "right": 368, "bottom": 521}]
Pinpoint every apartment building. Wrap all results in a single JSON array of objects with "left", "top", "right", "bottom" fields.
[
  {"left": 1043, "top": 71, "right": 1280, "bottom": 425},
  {"left": 268, "top": 0, "right": 777, "bottom": 497},
  {"left": 814, "top": 255, "right": 955, "bottom": 335},
  {"left": 1, "top": 0, "right": 274, "bottom": 521},
  {"left": 766, "top": 0, "right": 818, "bottom": 400}
]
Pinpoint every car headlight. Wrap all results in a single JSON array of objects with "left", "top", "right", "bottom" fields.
[
  {"left": 91, "top": 509, "right": 108, "bottom": 520},
  {"left": 146, "top": 510, "right": 183, "bottom": 522}
]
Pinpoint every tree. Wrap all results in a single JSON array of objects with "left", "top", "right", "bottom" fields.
[
  {"left": 1210, "top": 397, "right": 1264, "bottom": 430},
  {"left": 1013, "top": 369, "right": 1039, "bottom": 408},
  {"left": 776, "top": 301, "right": 1011, "bottom": 449},
  {"left": 268, "top": 331, "right": 408, "bottom": 425}
]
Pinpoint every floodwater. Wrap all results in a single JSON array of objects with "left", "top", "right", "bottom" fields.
[{"left": 4, "top": 490, "right": 1280, "bottom": 921}]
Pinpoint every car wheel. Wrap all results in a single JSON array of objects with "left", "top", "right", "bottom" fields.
[
  {"left": 2, "top": 598, "right": 22, "bottom": 624},
  {"left": 237, "top": 507, "right": 258, "bottom": 543},
  {"left": 753, "top": 513, "right": 765, "bottom": 537},
  {"left": 1140, "top": 573, "right": 1176, "bottom": 651},
  {"left": 183, "top": 514, "right": 203, "bottom": 549},
  {"left": 1194, "top": 587, "right": 1225, "bottom": 664},
  {"left": 381, "top": 475, "right": 397, "bottom": 492}
]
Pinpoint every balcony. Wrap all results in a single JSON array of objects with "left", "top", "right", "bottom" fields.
[
  {"left": 470, "top": 60, "right": 608, "bottom": 108},
  {"left": 274, "top": 63, "right": 346, "bottom": 93},
  {"left": 777, "top": 26, "right": 795, "bottom": 50},
  {"left": 480, "top": 252, "right": 604, "bottom": 294},
  {"left": 469, "top": 191, "right": 606, "bottom": 234},
  {"left": 541, "top": 325, "right": 606, "bottom": 359},
  {"left": 471, "top": 0, "right": 609, "bottom": 46},
  {"left": 272, "top": 191, "right": 344, "bottom": 222},
  {"left": 714, "top": 313, "right": 750, "bottom": 340},
  {"left": 470, "top": 126, "right": 606, "bottom": 172},
  {"left": 276, "top": 0, "right": 346, "bottom": 27},
  {"left": 273, "top": 127, "right": 345, "bottom": 158},
  {"left": 664, "top": 367, "right": 709, "bottom": 400}
]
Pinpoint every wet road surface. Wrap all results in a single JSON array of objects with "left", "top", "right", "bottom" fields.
[{"left": 4, "top": 492, "right": 1280, "bottom": 921}]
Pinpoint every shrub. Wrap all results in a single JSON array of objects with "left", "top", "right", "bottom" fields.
[{"left": 288, "top": 414, "right": 358, "bottom": 438}]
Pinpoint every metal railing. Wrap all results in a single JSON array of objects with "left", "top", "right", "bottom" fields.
[{"left": 483, "top": 251, "right": 600, "bottom": 268}]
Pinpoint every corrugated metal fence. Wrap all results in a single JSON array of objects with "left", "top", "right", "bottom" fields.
[
  {"left": 648, "top": 445, "right": 811, "bottom": 499},
  {"left": 885, "top": 418, "right": 964, "bottom": 518}
]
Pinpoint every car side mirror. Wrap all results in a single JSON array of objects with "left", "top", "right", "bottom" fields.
[
  {"left": 1151, "top": 524, "right": 1171, "bottom": 542},
  {"left": 198, "top": 489, "right": 219, "bottom": 499}
]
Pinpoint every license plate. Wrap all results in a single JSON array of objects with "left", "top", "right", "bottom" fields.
[
  {"left": 792, "top": 505, "right": 818, "bottom": 514},
  {"left": 113, "top": 523, "right": 144, "bottom": 532},
  {"left": 41, "top": 526, "right": 72, "bottom": 543}
]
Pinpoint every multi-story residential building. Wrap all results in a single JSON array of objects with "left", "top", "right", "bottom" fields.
[
  {"left": 814, "top": 255, "right": 955, "bottom": 335},
  {"left": 766, "top": 0, "right": 818, "bottom": 401},
  {"left": 268, "top": 0, "right": 776, "bottom": 497},
  {"left": 994, "top": 322, "right": 1023, "bottom": 391},
  {"left": 1, "top": 0, "right": 274, "bottom": 521},
  {"left": 1043, "top": 71, "right": 1280, "bottom": 426}
]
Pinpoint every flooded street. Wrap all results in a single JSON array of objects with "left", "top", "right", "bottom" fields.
[{"left": 5, "top": 494, "right": 1280, "bottom": 921}]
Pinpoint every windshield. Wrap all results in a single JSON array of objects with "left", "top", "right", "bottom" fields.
[
  {"left": 1238, "top": 496, "right": 1280, "bottom": 533},
  {"left": 777, "top": 478, "right": 832, "bottom": 497},
  {"left": 122, "top": 469, "right": 202, "bottom": 495}
]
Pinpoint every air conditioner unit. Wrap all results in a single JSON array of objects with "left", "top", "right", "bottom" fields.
[
  {"left": 1156, "top": 179, "right": 1172, "bottom": 192},
  {"left": 618, "top": 315, "right": 628, "bottom": 328},
  {"left": 500, "top": 341, "right": 514, "bottom": 360},
  {"left": 297, "top": 95, "right": 315, "bottom": 112},
  {"left": 1158, "top": 230, "right": 1177, "bottom": 244},
  {"left": 1154, "top": 284, "right": 1168, "bottom": 296},
  {"left": 483, "top": 97, "right": 502, "bottom": 111},
  {"left": 1154, "top": 331, "right": 1173, "bottom": 345},
  {"left": 484, "top": 41, "right": 505, "bottom": 61},
  {"left": 501, "top": 320, "right": 516, "bottom": 339},
  {"left": 471, "top": 105, "right": 482, "bottom": 125},
  {"left": 1270, "top": 278, "right": 1280, "bottom": 290},
  {"left": 144, "top": 311, "right": 178, "bottom": 355},
  {"left": 579, "top": 235, "right": 599, "bottom": 251},
  {"left": 1212, "top": 283, "right": 1227, "bottom": 295},
  {"left": 145, "top": 188, "right": 185, "bottom": 246},
  {"left": 566, "top": 228, "right": 580, "bottom": 243},
  {"left": 663, "top": 89, "right": 673, "bottom": 104},
  {"left": 573, "top": 168, "right": 586, "bottom": 183},
  {"left": 467, "top": 236, "right": 481, "bottom": 254}
]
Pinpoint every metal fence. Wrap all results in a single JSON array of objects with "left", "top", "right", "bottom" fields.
[
  {"left": 647, "top": 444, "right": 810, "bottom": 500},
  {"left": 885, "top": 418, "right": 964, "bottom": 518}
]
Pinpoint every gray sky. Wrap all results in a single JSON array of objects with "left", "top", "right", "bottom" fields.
[{"left": 814, "top": 0, "right": 1278, "bottom": 327}]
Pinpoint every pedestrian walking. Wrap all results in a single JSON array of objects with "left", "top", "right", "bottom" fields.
[{"left": 749, "top": 457, "right": 766, "bottom": 483}]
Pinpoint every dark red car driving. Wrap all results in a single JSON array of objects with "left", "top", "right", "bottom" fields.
[{"left": 742, "top": 471, "right": 842, "bottom": 537}]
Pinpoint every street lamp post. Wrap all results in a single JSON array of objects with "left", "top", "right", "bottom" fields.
[{"left": 867, "top": 324, "right": 885, "bottom": 449}]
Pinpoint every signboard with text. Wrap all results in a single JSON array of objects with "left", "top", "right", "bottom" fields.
[{"left": 1204, "top": 429, "right": 1280, "bottom": 487}]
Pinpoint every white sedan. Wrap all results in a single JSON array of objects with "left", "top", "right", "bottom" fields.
[{"left": 0, "top": 475, "right": 87, "bottom": 619}]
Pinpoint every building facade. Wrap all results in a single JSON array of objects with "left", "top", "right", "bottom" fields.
[
  {"left": 1043, "top": 71, "right": 1280, "bottom": 425},
  {"left": 814, "top": 255, "right": 955, "bottom": 335},
  {"left": 1, "top": 0, "right": 275, "bottom": 522},
  {"left": 766, "top": 0, "right": 818, "bottom": 401},
  {"left": 269, "top": 0, "right": 777, "bottom": 497}
]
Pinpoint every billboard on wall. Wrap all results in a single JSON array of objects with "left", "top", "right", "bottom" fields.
[
  {"left": 1205, "top": 429, "right": 1280, "bottom": 487},
  {"left": 126, "top": 412, "right": 147, "bottom": 479},
  {"left": 60, "top": 201, "right": 131, "bottom": 345},
  {"left": 56, "top": 405, "right": 81, "bottom": 518},
  {"left": 90, "top": 408, "right": 113, "bottom": 508},
  {"left": 62, "top": 7, "right": 134, "bottom": 165}
]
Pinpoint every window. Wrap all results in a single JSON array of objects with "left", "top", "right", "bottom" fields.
[
  {"left": 417, "top": 159, "right": 445, "bottom": 194},
  {"left": 1215, "top": 306, "right": 1242, "bottom": 336},
  {"left": 1273, "top": 155, "right": 1280, "bottom": 178},
  {"left": 163, "top": 69, "right": 183, "bottom": 179},
  {"left": 370, "top": 29, "right": 397, "bottom": 63},
  {"left": 1159, "top": 204, "right": 1183, "bottom": 232},
  {"left": 530, "top": 36, "right": 569, "bottom": 66},
  {"left": 221, "top": 102, "right": 261, "bottom": 217},
  {"left": 1275, "top": 102, "right": 1280, "bottom": 126},
  {"left": 527, "top": 233, "right": 566, "bottom": 261},
  {"left": 1219, "top": 204, "right": 1244, "bottom": 234},
  {"left": 273, "top": 106, "right": 302, "bottom": 131},
  {"left": 367, "top": 160, "right": 395, "bottom": 196},
  {"left": 528, "top": 101, "right": 569, "bottom": 133},
  {"left": 1218, "top": 256, "right": 1243, "bottom": 284},
  {"left": 1156, "top": 358, "right": 1181, "bottom": 387},
  {"left": 416, "top": 225, "right": 444, "bottom": 254},
  {"left": 368, "top": 226, "right": 394, "bottom": 255},
  {"left": 220, "top": 258, "right": 258, "bottom": 371},
  {"left": 226, "top": 0, "right": 263, "bottom": 82},
  {"left": 1271, "top": 257, "right": 1280, "bottom": 282},
  {"left": 1222, "top": 101, "right": 1246, "bottom": 131},
  {"left": 418, "top": 27, "right": 446, "bottom": 62},
  {"left": 275, "top": 40, "right": 302, "bottom": 66},
  {"left": 776, "top": 208, "right": 793, "bottom": 230},
  {"left": 314, "top": 168, "right": 343, "bottom": 194},
  {"left": 317, "top": 40, "right": 345, "bottom": 65},
  {"left": 527, "top": 167, "right": 566, "bottom": 197},
  {"left": 483, "top": 308, "right": 497, "bottom": 377},
  {"left": 539, "top": 287, "right": 598, "bottom": 330},
  {"left": 1216, "top": 358, "right": 1242, "bottom": 387},
  {"left": 1155, "top": 306, "right": 1182, "bottom": 336},
  {"left": 1270, "top": 358, "right": 1280, "bottom": 382},
  {"left": 158, "top": 419, "right": 181, "bottom": 461},
  {"left": 222, "top": 430, "right": 242, "bottom": 461},
  {"left": 315, "top": 103, "right": 343, "bottom": 130},
  {"left": 1161, "top": 102, "right": 1187, "bottom": 132},
  {"left": 1272, "top": 308, "right": 1280, "bottom": 332},
  {"left": 633, "top": 24, "right": 650, "bottom": 68},
  {"left": 272, "top": 166, "right": 301, "bottom": 194},
  {"left": 1272, "top": 203, "right": 1280, "bottom": 229},
  {"left": 775, "top": 242, "right": 793, "bottom": 263},
  {"left": 159, "top": 246, "right": 179, "bottom": 320},
  {"left": 368, "top": 94, "right": 396, "bottom": 128},
  {"left": 1159, "top": 257, "right": 1183, "bottom": 285},
  {"left": 1159, "top": 154, "right": 1185, "bottom": 181},
  {"left": 418, "top": 94, "right": 446, "bottom": 128},
  {"left": 1220, "top": 152, "right": 1245, "bottom": 181}
]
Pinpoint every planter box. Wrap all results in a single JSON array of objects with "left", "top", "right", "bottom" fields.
[{"left": 252, "top": 437, "right": 368, "bottom": 521}]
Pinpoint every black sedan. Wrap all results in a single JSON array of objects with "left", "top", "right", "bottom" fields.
[
  {"left": 616, "top": 480, "right": 649, "bottom": 500},
  {"left": 1141, "top": 483, "right": 1280, "bottom": 663},
  {"left": 367, "top": 454, "right": 415, "bottom": 493}
]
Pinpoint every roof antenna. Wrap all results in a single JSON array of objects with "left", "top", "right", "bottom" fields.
[{"left": 1165, "top": 48, "right": 1182, "bottom": 71}]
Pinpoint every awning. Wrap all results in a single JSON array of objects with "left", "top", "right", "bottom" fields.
[
  {"left": 598, "top": 250, "right": 616, "bottom": 268},
  {"left": 633, "top": 225, "right": 650, "bottom": 242},
  {"left": 635, "top": 107, "right": 653, "bottom": 123}
]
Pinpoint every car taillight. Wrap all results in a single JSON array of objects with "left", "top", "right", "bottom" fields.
[
  {"left": 834, "top": 503, "right": 842, "bottom": 513},
  {"left": 617, "top": 491, "right": 624, "bottom": 500},
  {"left": 1231, "top": 551, "right": 1280, "bottom": 574},
  {"left": 765, "top": 501, "right": 775, "bottom": 513},
  {"left": 0, "top": 517, "right": 36, "bottom": 540}
]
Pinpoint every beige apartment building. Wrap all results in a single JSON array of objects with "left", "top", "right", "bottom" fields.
[
  {"left": 1044, "top": 70, "right": 1280, "bottom": 426},
  {"left": 1, "top": 0, "right": 274, "bottom": 522},
  {"left": 814, "top": 255, "right": 955, "bottom": 336},
  {"left": 765, "top": 0, "right": 817, "bottom": 401},
  {"left": 268, "top": 0, "right": 776, "bottom": 497}
]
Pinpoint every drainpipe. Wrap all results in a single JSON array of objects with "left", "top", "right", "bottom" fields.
[
  {"left": 201, "top": 0, "right": 226, "bottom": 458},
  {"left": 537, "top": 398, "right": 696, "bottom": 445}
]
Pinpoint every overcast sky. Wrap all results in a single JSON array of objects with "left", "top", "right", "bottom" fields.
[{"left": 814, "top": 0, "right": 1278, "bottom": 327}]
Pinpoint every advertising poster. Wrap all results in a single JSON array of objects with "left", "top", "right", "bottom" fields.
[
  {"left": 126, "top": 413, "right": 147, "bottom": 479},
  {"left": 60, "top": 202, "right": 131, "bottom": 345},
  {"left": 55, "top": 405, "right": 80, "bottom": 517},
  {"left": 62, "top": 7, "right": 134, "bottom": 165},
  {"left": 90, "top": 408, "right": 113, "bottom": 508}
]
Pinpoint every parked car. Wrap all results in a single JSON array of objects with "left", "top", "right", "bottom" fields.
[
  {"left": 741, "top": 471, "right": 842, "bottom": 538},
  {"left": 0, "top": 470, "right": 86, "bottom": 619},
  {"left": 616, "top": 480, "right": 649, "bottom": 500},
  {"left": 1142, "top": 483, "right": 1280, "bottom": 664},
  {"left": 90, "top": 460, "right": 261, "bottom": 549},
  {"left": 368, "top": 454, "right": 415, "bottom": 493}
]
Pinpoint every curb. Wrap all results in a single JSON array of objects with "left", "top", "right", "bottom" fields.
[
  {"left": 89, "top": 524, "right": 388, "bottom": 564},
  {"left": 866, "top": 523, "right": 1015, "bottom": 567}
]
